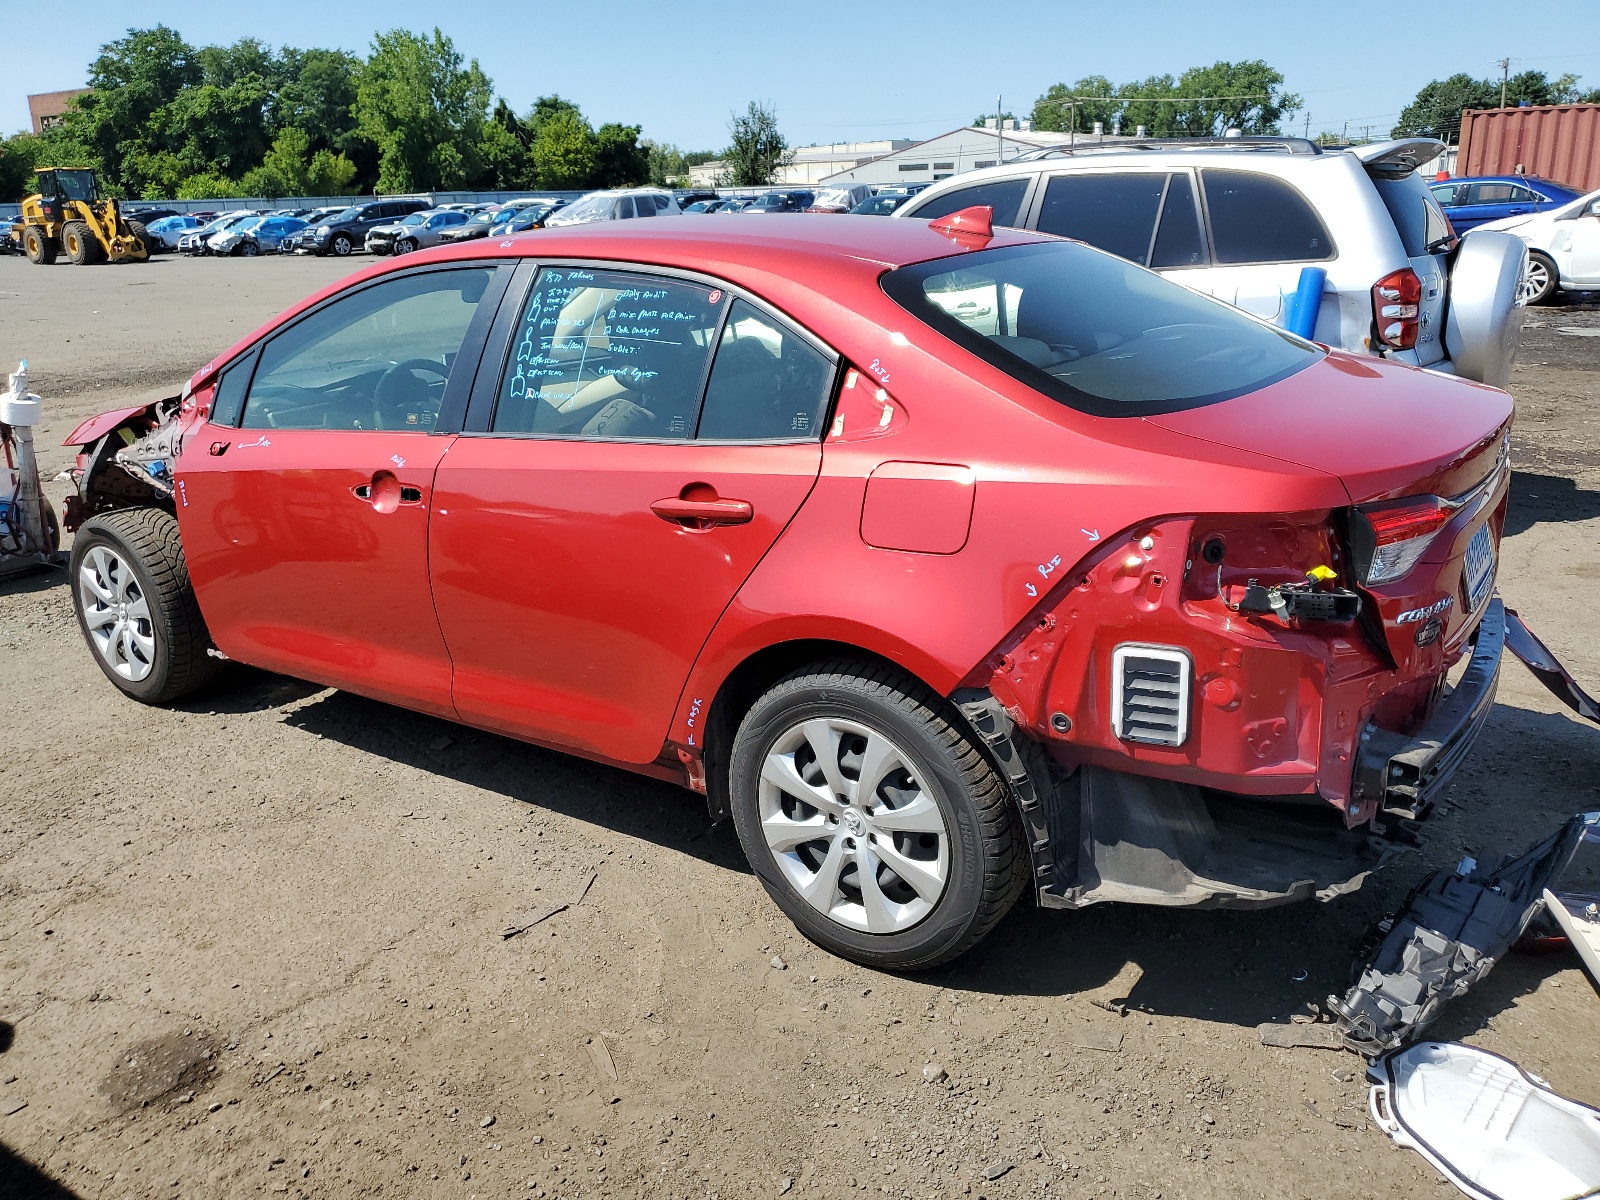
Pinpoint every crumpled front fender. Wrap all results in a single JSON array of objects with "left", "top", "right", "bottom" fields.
[{"left": 62, "top": 402, "right": 158, "bottom": 449}]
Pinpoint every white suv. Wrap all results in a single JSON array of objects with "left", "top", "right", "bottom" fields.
[
  {"left": 896, "top": 137, "right": 1525, "bottom": 387},
  {"left": 543, "top": 188, "right": 682, "bottom": 227}
]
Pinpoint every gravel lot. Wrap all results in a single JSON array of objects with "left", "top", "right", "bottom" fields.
[{"left": 2, "top": 251, "right": 1598, "bottom": 1200}]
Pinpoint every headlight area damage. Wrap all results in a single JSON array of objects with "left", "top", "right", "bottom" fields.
[{"left": 60, "top": 395, "right": 189, "bottom": 531}]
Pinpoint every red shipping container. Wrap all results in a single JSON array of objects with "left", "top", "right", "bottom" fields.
[{"left": 1456, "top": 104, "right": 1600, "bottom": 192}]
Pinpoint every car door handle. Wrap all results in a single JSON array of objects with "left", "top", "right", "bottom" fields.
[
  {"left": 353, "top": 470, "right": 423, "bottom": 513},
  {"left": 650, "top": 494, "right": 754, "bottom": 529}
]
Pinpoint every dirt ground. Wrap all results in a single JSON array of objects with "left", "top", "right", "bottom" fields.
[{"left": 2, "top": 251, "right": 1598, "bottom": 1200}]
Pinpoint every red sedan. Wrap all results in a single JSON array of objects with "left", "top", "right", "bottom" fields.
[{"left": 62, "top": 210, "right": 1512, "bottom": 969}]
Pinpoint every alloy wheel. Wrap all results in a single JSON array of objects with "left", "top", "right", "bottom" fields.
[
  {"left": 758, "top": 717, "right": 950, "bottom": 933},
  {"left": 1521, "top": 258, "right": 1551, "bottom": 304},
  {"left": 78, "top": 545, "right": 156, "bottom": 682}
]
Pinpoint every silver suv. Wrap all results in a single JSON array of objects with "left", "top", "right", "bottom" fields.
[{"left": 896, "top": 137, "right": 1525, "bottom": 387}]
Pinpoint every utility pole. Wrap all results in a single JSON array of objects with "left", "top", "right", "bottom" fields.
[
  {"left": 1303, "top": 111, "right": 1310, "bottom": 139},
  {"left": 1496, "top": 57, "right": 1511, "bottom": 107},
  {"left": 996, "top": 94, "right": 1004, "bottom": 163}
]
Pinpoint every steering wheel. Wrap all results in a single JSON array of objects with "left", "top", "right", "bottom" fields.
[{"left": 374, "top": 359, "right": 449, "bottom": 430}]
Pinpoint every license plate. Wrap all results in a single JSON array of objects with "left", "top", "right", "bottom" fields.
[{"left": 1464, "top": 522, "right": 1496, "bottom": 611}]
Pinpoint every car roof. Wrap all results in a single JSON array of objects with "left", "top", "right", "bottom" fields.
[{"left": 189, "top": 214, "right": 1051, "bottom": 391}]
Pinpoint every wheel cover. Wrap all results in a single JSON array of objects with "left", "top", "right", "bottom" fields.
[
  {"left": 332, "top": 236, "right": 350, "bottom": 255},
  {"left": 78, "top": 545, "right": 156, "bottom": 682},
  {"left": 758, "top": 717, "right": 950, "bottom": 933},
  {"left": 1521, "top": 259, "right": 1550, "bottom": 303}
]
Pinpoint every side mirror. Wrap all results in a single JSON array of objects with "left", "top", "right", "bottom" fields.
[{"left": 1590, "top": 200, "right": 1600, "bottom": 217}]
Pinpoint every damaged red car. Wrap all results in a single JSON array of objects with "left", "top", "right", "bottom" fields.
[{"left": 62, "top": 210, "right": 1513, "bottom": 969}]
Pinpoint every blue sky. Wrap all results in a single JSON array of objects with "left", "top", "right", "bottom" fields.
[{"left": 11, "top": 1, "right": 1600, "bottom": 151}]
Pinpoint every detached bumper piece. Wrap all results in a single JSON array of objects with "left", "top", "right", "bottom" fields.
[
  {"left": 1353, "top": 599, "right": 1504, "bottom": 822},
  {"left": 1331, "top": 811, "right": 1596, "bottom": 1057},
  {"left": 1504, "top": 605, "right": 1600, "bottom": 725}
]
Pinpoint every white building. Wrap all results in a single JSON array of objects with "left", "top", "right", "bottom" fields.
[
  {"left": 820, "top": 122, "right": 1138, "bottom": 187},
  {"left": 688, "top": 139, "right": 918, "bottom": 188}
]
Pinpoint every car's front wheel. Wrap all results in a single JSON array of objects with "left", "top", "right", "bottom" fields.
[
  {"left": 238, "top": 240, "right": 259, "bottom": 257},
  {"left": 729, "top": 661, "right": 1028, "bottom": 970},
  {"left": 329, "top": 233, "right": 353, "bottom": 256},
  {"left": 395, "top": 238, "right": 416, "bottom": 255},
  {"left": 71, "top": 508, "right": 222, "bottom": 704},
  {"left": 1522, "top": 251, "right": 1559, "bottom": 305}
]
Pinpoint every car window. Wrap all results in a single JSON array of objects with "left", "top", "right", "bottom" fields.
[
  {"left": 1373, "top": 172, "right": 1449, "bottom": 256},
  {"left": 1468, "top": 182, "right": 1535, "bottom": 204},
  {"left": 1202, "top": 170, "right": 1334, "bottom": 264},
  {"left": 210, "top": 356, "right": 254, "bottom": 427},
  {"left": 634, "top": 196, "right": 655, "bottom": 219},
  {"left": 493, "top": 268, "right": 726, "bottom": 440},
  {"left": 1431, "top": 184, "right": 1465, "bottom": 205},
  {"left": 1036, "top": 173, "right": 1167, "bottom": 265},
  {"left": 882, "top": 241, "right": 1320, "bottom": 417},
  {"left": 1150, "top": 174, "right": 1206, "bottom": 268},
  {"left": 697, "top": 300, "right": 833, "bottom": 441},
  {"left": 615, "top": 196, "right": 636, "bottom": 220},
  {"left": 910, "top": 179, "right": 1031, "bottom": 228},
  {"left": 239, "top": 268, "right": 492, "bottom": 432}
]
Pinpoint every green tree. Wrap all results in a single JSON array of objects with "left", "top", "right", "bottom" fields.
[
  {"left": 1393, "top": 69, "right": 1596, "bottom": 139},
  {"left": 592, "top": 123, "right": 648, "bottom": 187},
  {"left": 174, "top": 171, "right": 242, "bottom": 199},
  {"left": 63, "top": 26, "right": 201, "bottom": 192},
  {"left": 0, "top": 134, "right": 44, "bottom": 201},
  {"left": 1030, "top": 78, "right": 1114, "bottom": 133},
  {"left": 1172, "top": 60, "right": 1298, "bottom": 136},
  {"left": 723, "top": 101, "right": 790, "bottom": 186},
  {"left": 355, "top": 28, "right": 491, "bottom": 193},
  {"left": 531, "top": 108, "right": 595, "bottom": 188}
]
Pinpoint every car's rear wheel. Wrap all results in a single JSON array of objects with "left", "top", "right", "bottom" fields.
[
  {"left": 728, "top": 661, "right": 1028, "bottom": 970},
  {"left": 71, "top": 508, "right": 222, "bottom": 705},
  {"left": 24, "top": 224, "right": 57, "bottom": 264},
  {"left": 1522, "top": 251, "right": 1559, "bottom": 305},
  {"left": 330, "top": 233, "right": 353, "bottom": 256}
]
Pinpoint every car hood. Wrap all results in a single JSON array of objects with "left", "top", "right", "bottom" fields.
[
  {"left": 1144, "top": 351, "right": 1514, "bottom": 504},
  {"left": 368, "top": 223, "right": 405, "bottom": 236}
]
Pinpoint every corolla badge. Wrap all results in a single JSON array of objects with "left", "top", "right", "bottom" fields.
[{"left": 1396, "top": 596, "right": 1453, "bottom": 624}]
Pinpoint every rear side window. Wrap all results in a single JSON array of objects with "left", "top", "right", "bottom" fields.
[
  {"left": 493, "top": 268, "right": 724, "bottom": 439},
  {"left": 1036, "top": 174, "right": 1166, "bottom": 265},
  {"left": 1372, "top": 172, "right": 1450, "bottom": 256},
  {"left": 1202, "top": 170, "right": 1334, "bottom": 264},
  {"left": 911, "top": 179, "right": 1030, "bottom": 228},
  {"left": 882, "top": 241, "right": 1319, "bottom": 417},
  {"left": 697, "top": 300, "right": 833, "bottom": 440}
]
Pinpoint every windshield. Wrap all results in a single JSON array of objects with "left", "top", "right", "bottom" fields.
[
  {"left": 1551, "top": 188, "right": 1600, "bottom": 220},
  {"left": 812, "top": 189, "right": 852, "bottom": 207},
  {"left": 853, "top": 195, "right": 903, "bottom": 215},
  {"left": 328, "top": 207, "right": 362, "bottom": 224},
  {"left": 398, "top": 213, "right": 428, "bottom": 227},
  {"left": 882, "top": 241, "right": 1320, "bottom": 416}
]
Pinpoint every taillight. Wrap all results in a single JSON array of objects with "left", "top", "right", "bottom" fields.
[
  {"left": 1372, "top": 268, "right": 1421, "bottom": 350},
  {"left": 1350, "top": 496, "right": 1450, "bottom": 585}
]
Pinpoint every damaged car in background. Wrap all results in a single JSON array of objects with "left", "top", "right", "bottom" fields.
[{"left": 50, "top": 208, "right": 1589, "bottom": 971}]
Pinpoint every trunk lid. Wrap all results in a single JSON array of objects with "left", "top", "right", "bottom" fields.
[{"left": 1144, "top": 351, "right": 1512, "bottom": 504}]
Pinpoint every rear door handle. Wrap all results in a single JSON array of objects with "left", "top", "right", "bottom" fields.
[{"left": 650, "top": 495, "right": 754, "bottom": 529}]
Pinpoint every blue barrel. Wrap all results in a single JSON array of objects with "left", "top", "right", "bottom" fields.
[{"left": 1285, "top": 266, "right": 1327, "bottom": 340}]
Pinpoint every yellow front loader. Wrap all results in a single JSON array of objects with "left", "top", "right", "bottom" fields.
[{"left": 15, "top": 168, "right": 149, "bottom": 265}]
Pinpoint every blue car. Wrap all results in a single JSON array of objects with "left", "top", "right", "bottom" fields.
[{"left": 1429, "top": 174, "right": 1582, "bottom": 234}]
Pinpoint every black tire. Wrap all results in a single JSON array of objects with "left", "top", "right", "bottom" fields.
[
  {"left": 23, "top": 225, "right": 56, "bottom": 265},
  {"left": 126, "top": 219, "right": 151, "bottom": 257},
  {"left": 330, "top": 232, "right": 353, "bottom": 256},
  {"left": 395, "top": 238, "right": 416, "bottom": 255},
  {"left": 69, "top": 508, "right": 222, "bottom": 705},
  {"left": 238, "top": 241, "right": 259, "bottom": 257},
  {"left": 63, "top": 220, "right": 99, "bottom": 264},
  {"left": 728, "top": 660, "right": 1028, "bottom": 970},
  {"left": 1523, "top": 251, "right": 1559, "bottom": 306}
]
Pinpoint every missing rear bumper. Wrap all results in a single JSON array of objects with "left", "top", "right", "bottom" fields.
[{"left": 1352, "top": 600, "right": 1503, "bottom": 823}]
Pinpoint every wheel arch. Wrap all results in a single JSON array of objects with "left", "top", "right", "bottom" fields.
[{"left": 696, "top": 634, "right": 957, "bottom": 823}]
